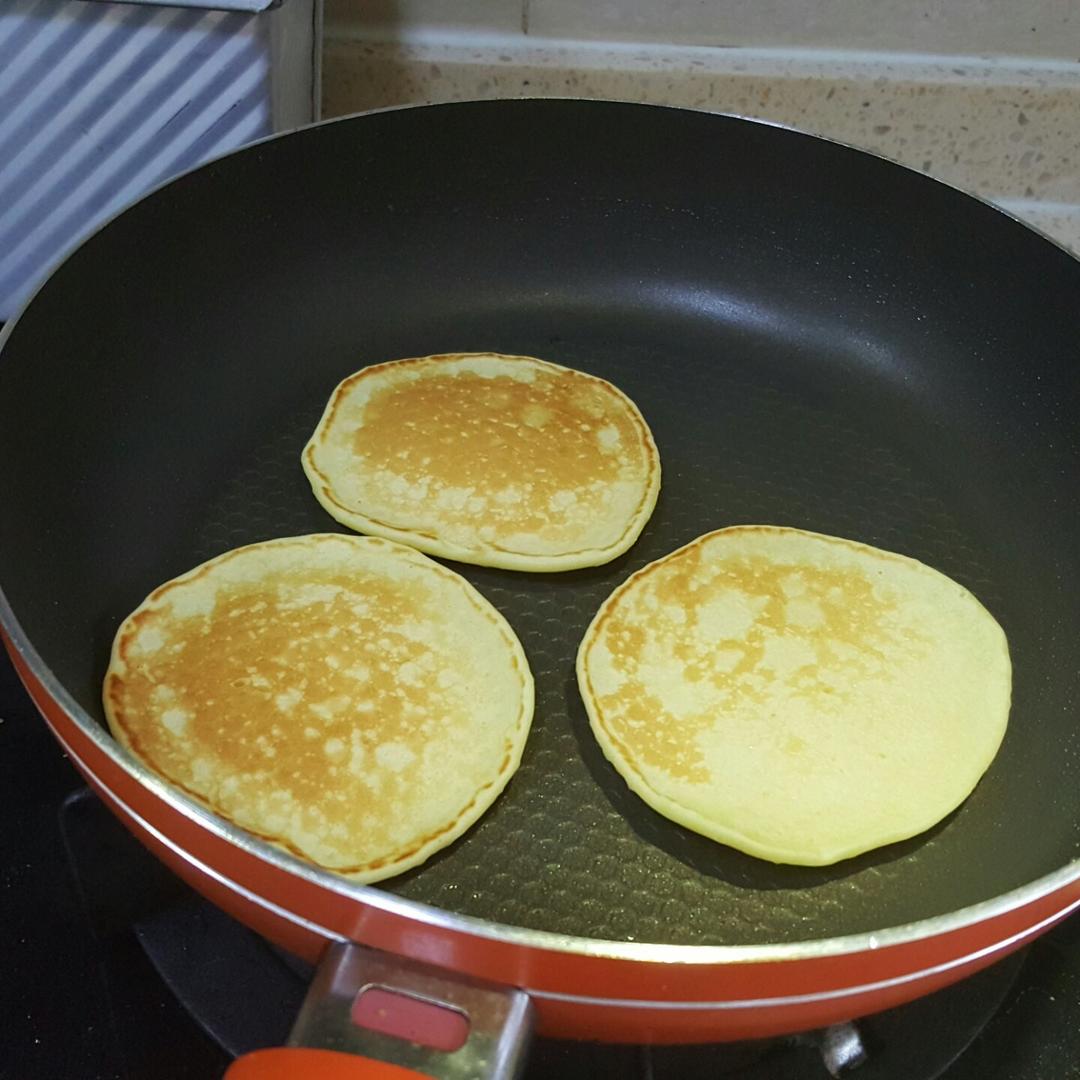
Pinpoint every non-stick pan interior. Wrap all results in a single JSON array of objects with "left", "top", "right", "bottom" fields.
[{"left": 2, "top": 101, "right": 1079, "bottom": 946}]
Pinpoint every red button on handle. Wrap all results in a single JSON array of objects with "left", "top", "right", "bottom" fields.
[
  {"left": 224, "top": 1047, "right": 434, "bottom": 1080},
  {"left": 351, "top": 986, "right": 470, "bottom": 1052},
  {"left": 239, "top": 942, "right": 534, "bottom": 1080}
]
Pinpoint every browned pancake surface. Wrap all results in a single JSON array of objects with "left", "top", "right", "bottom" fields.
[
  {"left": 578, "top": 525, "right": 1011, "bottom": 865},
  {"left": 302, "top": 353, "right": 660, "bottom": 570},
  {"left": 104, "top": 534, "right": 534, "bottom": 881}
]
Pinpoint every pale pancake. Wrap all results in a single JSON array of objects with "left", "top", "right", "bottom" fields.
[
  {"left": 577, "top": 526, "right": 1011, "bottom": 866},
  {"left": 103, "top": 534, "right": 534, "bottom": 883},
  {"left": 301, "top": 353, "right": 661, "bottom": 571}
]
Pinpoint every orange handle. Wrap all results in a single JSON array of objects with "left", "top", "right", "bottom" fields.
[{"left": 224, "top": 1048, "right": 433, "bottom": 1080}]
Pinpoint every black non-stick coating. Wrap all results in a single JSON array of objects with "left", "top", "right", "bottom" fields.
[{"left": 2, "top": 101, "right": 1079, "bottom": 947}]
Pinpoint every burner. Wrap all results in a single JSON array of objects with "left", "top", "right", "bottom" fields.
[{"left": 59, "top": 787, "right": 1027, "bottom": 1079}]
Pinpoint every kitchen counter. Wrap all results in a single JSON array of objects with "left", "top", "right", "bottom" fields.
[{"left": 320, "top": 27, "right": 1080, "bottom": 255}]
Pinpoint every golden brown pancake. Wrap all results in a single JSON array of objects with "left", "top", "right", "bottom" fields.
[
  {"left": 103, "top": 534, "right": 534, "bottom": 882},
  {"left": 301, "top": 352, "right": 661, "bottom": 571},
  {"left": 577, "top": 526, "right": 1011, "bottom": 866}
]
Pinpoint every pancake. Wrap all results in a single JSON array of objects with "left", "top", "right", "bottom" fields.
[
  {"left": 301, "top": 352, "right": 661, "bottom": 571},
  {"left": 577, "top": 525, "right": 1011, "bottom": 866},
  {"left": 103, "top": 534, "right": 534, "bottom": 883}
]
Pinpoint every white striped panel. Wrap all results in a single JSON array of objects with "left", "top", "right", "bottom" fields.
[{"left": 0, "top": 0, "right": 279, "bottom": 319}]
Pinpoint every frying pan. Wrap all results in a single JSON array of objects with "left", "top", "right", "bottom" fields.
[{"left": 2, "top": 99, "right": 1080, "bottom": 1075}]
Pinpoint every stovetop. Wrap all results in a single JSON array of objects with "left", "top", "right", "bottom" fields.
[{"left": 4, "top": 645, "right": 1080, "bottom": 1080}]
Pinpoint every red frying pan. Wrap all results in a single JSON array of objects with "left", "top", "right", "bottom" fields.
[{"left": 1, "top": 100, "right": 1079, "bottom": 1076}]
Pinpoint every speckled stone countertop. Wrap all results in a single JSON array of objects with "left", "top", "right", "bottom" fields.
[{"left": 320, "top": 32, "right": 1080, "bottom": 255}]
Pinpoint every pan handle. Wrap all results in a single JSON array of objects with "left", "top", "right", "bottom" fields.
[{"left": 225, "top": 941, "right": 535, "bottom": 1080}]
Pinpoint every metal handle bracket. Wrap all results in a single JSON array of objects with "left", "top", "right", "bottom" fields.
[{"left": 288, "top": 942, "right": 535, "bottom": 1080}]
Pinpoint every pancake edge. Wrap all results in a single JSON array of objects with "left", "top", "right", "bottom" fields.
[
  {"left": 300, "top": 352, "right": 662, "bottom": 572},
  {"left": 103, "top": 532, "right": 536, "bottom": 883},
  {"left": 575, "top": 524, "right": 1012, "bottom": 866}
]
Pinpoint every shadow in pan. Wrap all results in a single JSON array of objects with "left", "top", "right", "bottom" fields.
[{"left": 563, "top": 670, "right": 954, "bottom": 894}]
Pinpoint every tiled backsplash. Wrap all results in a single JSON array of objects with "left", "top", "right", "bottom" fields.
[{"left": 321, "top": 1, "right": 1080, "bottom": 252}]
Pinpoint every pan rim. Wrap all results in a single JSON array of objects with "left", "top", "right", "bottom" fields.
[
  {"left": 5, "top": 596, "right": 1080, "bottom": 966},
  {"left": 0, "top": 95, "right": 1073, "bottom": 346},
  {"left": 43, "top": 716, "right": 1080, "bottom": 1009},
  {"left": 2, "top": 97, "right": 1079, "bottom": 968}
]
